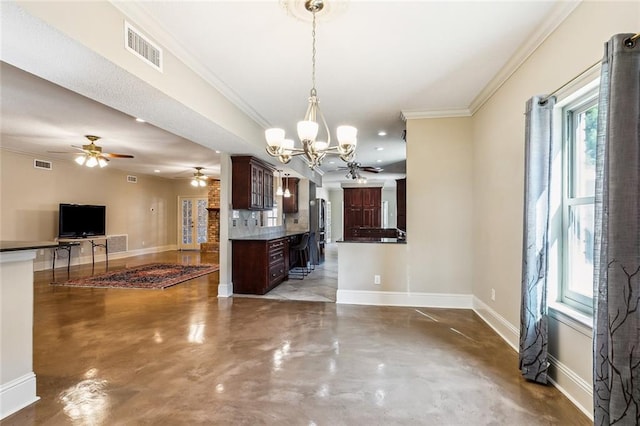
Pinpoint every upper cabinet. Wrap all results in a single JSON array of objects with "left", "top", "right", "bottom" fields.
[
  {"left": 343, "top": 187, "right": 382, "bottom": 239},
  {"left": 283, "top": 177, "right": 299, "bottom": 213},
  {"left": 231, "top": 156, "right": 275, "bottom": 211}
]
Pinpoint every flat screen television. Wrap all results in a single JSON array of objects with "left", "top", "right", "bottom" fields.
[{"left": 58, "top": 204, "right": 106, "bottom": 238}]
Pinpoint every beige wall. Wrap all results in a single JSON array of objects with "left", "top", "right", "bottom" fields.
[
  {"left": 471, "top": 1, "right": 639, "bottom": 415},
  {"left": 0, "top": 149, "right": 206, "bottom": 267},
  {"left": 406, "top": 117, "right": 473, "bottom": 294}
]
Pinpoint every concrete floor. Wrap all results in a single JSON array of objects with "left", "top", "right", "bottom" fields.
[{"left": 3, "top": 248, "right": 589, "bottom": 425}]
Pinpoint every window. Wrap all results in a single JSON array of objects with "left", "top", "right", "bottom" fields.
[
  {"left": 559, "top": 92, "right": 597, "bottom": 313},
  {"left": 264, "top": 204, "right": 279, "bottom": 227}
]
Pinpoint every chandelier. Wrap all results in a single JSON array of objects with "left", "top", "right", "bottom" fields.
[{"left": 265, "top": 0, "right": 357, "bottom": 169}]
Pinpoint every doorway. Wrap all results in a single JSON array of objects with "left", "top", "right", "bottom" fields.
[{"left": 178, "top": 197, "right": 208, "bottom": 250}]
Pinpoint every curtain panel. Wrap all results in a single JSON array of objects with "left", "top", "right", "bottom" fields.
[
  {"left": 519, "top": 95, "right": 555, "bottom": 384},
  {"left": 593, "top": 33, "right": 640, "bottom": 425}
]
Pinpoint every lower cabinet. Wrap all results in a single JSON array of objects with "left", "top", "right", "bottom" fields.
[{"left": 232, "top": 237, "right": 289, "bottom": 294}]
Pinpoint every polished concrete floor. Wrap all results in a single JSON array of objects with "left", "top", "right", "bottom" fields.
[{"left": 3, "top": 248, "right": 589, "bottom": 425}]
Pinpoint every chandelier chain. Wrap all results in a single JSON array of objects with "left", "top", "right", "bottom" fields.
[{"left": 311, "top": 10, "right": 317, "bottom": 95}]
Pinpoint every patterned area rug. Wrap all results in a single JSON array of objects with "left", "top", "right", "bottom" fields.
[{"left": 53, "top": 263, "right": 219, "bottom": 289}]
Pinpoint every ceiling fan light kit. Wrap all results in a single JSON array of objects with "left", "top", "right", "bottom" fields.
[
  {"left": 190, "top": 167, "right": 208, "bottom": 187},
  {"left": 265, "top": 0, "right": 357, "bottom": 170},
  {"left": 69, "top": 135, "right": 134, "bottom": 169}
]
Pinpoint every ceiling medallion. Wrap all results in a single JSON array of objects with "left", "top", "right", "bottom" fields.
[{"left": 279, "top": 0, "right": 348, "bottom": 23}]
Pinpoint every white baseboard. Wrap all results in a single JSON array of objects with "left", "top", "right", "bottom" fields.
[
  {"left": 336, "top": 290, "right": 473, "bottom": 309},
  {"left": 34, "top": 244, "right": 178, "bottom": 271},
  {"left": 0, "top": 373, "right": 39, "bottom": 420},
  {"left": 472, "top": 296, "right": 593, "bottom": 420},
  {"left": 218, "top": 282, "right": 233, "bottom": 298},
  {"left": 472, "top": 296, "right": 519, "bottom": 351}
]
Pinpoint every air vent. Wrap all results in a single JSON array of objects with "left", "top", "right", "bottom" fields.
[
  {"left": 127, "top": 175, "right": 138, "bottom": 184},
  {"left": 107, "top": 234, "right": 128, "bottom": 254},
  {"left": 124, "top": 21, "right": 163, "bottom": 72},
  {"left": 34, "top": 159, "right": 52, "bottom": 170}
]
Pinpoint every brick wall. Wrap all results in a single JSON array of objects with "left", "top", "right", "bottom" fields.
[{"left": 201, "top": 179, "right": 220, "bottom": 252}]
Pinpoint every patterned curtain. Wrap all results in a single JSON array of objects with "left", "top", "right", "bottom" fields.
[
  {"left": 519, "top": 95, "right": 555, "bottom": 384},
  {"left": 593, "top": 33, "right": 640, "bottom": 425}
]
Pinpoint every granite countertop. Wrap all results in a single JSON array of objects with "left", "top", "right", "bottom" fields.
[
  {"left": 229, "top": 230, "right": 309, "bottom": 241},
  {"left": 0, "top": 240, "right": 60, "bottom": 252},
  {"left": 337, "top": 238, "right": 407, "bottom": 244}
]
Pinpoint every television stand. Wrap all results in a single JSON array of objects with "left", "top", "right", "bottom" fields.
[{"left": 56, "top": 236, "right": 108, "bottom": 270}]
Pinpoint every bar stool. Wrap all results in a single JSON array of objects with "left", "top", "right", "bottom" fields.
[{"left": 289, "top": 233, "right": 310, "bottom": 279}]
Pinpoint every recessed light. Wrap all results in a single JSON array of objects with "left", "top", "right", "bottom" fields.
[
  {"left": 135, "top": 117, "right": 146, "bottom": 123},
  {"left": 376, "top": 159, "right": 382, "bottom": 163},
  {"left": 378, "top": 131, "right": 387, "bottom": 136},
  {"left": 375, "top": 147, "right": 384, "bottom": 151},
  {"left": 215, "top": 150, "right": 221, "bottom": 154},
  {"left": 154, "top": 169, "right": 160, "bottom": 173},
  {"left": 329, "top": 161, "right": 335, "bottom": 164}
]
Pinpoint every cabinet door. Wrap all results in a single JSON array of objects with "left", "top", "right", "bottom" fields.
[
  {"left": 283, "top": 178, "right": 299, "bottom": 213},
  {"left": 344, "top": 188, "right": 363, "bottom": 207},
  {"left": 250, "top": 164, "right": 264, "bottom": 209},
  {"left": 263, "top": 170, "right": 274, "bottom": 209}
]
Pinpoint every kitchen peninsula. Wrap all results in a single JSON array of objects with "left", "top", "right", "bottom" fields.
[
  {"left": 1, "top": 240, "right": 59, "bottom": 419},
  {"left": 336, "top": 232, "right": 408, "bottom": 306},
  {"left": 230, "top": 231, "right": 307, "bottom": 295}
]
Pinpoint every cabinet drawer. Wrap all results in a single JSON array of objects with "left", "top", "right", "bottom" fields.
[
  {"left": 268, "top": 249, "right": 285, "bottom": 265},
  {"left": 268, "top": 239, "right": 285, "bottom": 251},
  {"left": 268, "top": 262, "right": 286, "bottom": 283}
]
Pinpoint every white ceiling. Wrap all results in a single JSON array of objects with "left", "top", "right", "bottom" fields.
[{"left": 1, "top": 0, "right": 574, "bottom": 188}]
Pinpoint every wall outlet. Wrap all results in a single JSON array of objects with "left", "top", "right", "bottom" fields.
[
  {"left": 374, "top": 275, "right": 381, "bottom": 285},
  {"left": 80, "top": 247, "right": 84, "bottom": 254},
  {"left": 491, "top": 288, "right": 496, "bottom": 301},
  {"left": 39, "top": 249, "right": 44, "bottom": 255}
]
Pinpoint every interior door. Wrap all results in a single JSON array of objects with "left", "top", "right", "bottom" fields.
[{"left": 179, "top": 197, "right": 208, "bottom": 250}]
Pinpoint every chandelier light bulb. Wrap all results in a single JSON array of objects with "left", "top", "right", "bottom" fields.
[
  {"left": 199, "top": 179, "right": 206, "bottom": 187},
  {"left": 75, "top": 155, "right": 86, "bottom": 165},
  {"left": 97, "top": 157, "right": 108, "bottom": 168},
  {"left": 276, "top": 186, "right": 284, "bottom": 196},
  {"left": 85, "top": 156, "right": 98, "bottom": 168},
  {"left": 191, "top": 179, "right": 198, "bottom": 187},
  {"left": 284, "top": 188, "right": 291, "bottom": 198},
  {"left": 265, "top": 128, "right": 285, "bottom": 147},
  {"left": 297, "top": 120, "right": 319, "bottom": 141}
]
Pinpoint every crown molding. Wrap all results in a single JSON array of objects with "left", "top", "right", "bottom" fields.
[
  {"left": 400, "top": 108, "right": 472, "bottom": 121},
  {"left": 111, "top": 2, "right": 271, "bottom": 129},
  {"left": 468, "top": 1, "right": 582, "bottom": 115}
]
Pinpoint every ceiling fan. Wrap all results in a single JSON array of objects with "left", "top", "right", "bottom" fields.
[
  {"left": 339, "top": 161, "right": 383, "bottom": 182},
  {"left": 50, "top": 135, "right": 134, "bottom": 168},
  {"left": 190, "top": 167, "right": 209, "bottom": 187}
]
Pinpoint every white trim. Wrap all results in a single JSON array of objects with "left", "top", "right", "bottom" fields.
[
  {"left": 336, "top": 290, "right": 473, "bottom": 308},
  {"left": 0, "top": 250, "right": 36, "bottom": 264},
  {"left": 33, "top": 244, "right": 178, "bottom": 272},
  {"left": 472, "top": 297, "right": 592, "bottom": 419},
  {"left": 472, "top": 296, "right": 519, "bottom": 350},
  {"left": 548, "top": 355, "right": 594, "bottom": 421},
  {"left": 468, "top": 1, "right": 581, "bottom": 114},
  {"left": 548, "top": 302, "right": 593, "bottom": 337},
  {"left": 218, "top": 282, "right": 233, "bottom": 298},
  {"left": 400, "top": 108, "right": 472, "bottom": 121},
  {"left": 0, "top": 373, "right": 39, "bottom": 420}
]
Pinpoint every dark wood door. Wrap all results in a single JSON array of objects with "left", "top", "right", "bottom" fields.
[
  {"left": 343, "top": 187, "right": 381, "bottom": 239},
  {"left": 283, "top": 178, "right": 299, "bottom": 213},
  {"left": 396, "top": 178, "right": 406, "bottom": 231}
]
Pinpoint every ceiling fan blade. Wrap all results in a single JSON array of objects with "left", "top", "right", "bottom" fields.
[
  {"left": 47, "top": 151, "right": 77, "bottom": 154},
  {"left": 102, "top": 153, "right": 134, "bottom": 158},
  {"left": 361, "top": 166, "right": 383, "bottom": 173}
]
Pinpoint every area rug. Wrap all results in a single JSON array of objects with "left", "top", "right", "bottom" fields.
[{"left": 53, "top": 263, "right": 219, "bottom": 289}]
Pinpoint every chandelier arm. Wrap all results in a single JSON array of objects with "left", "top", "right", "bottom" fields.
[{"left": 316, "top": 106, "right": 332, "bottom": 146}]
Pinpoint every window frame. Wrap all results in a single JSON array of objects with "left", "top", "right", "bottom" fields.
[{"left": 558, "top": 90, "right": 598, "bottom": 314}]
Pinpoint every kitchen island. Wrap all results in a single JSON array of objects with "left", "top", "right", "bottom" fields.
[
  {"left": 230, "top": 231, "right": 307, "bottom": 295},
  {"left": 1, "top": 240, "right": 59, "bottom": 419}
]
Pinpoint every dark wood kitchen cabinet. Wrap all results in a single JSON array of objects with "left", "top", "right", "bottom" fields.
[
  {"left": 282, "top": 177, "right": 299, "bottom": 213},
  {"left": 343, "top": 187, "right": 381, "bottom": 239},
  {"left": 231, "top": 156, "right": 275, "bottom": 210},
  {"left": 232, "top": 237, "right": 288, "bottom": 294}
]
